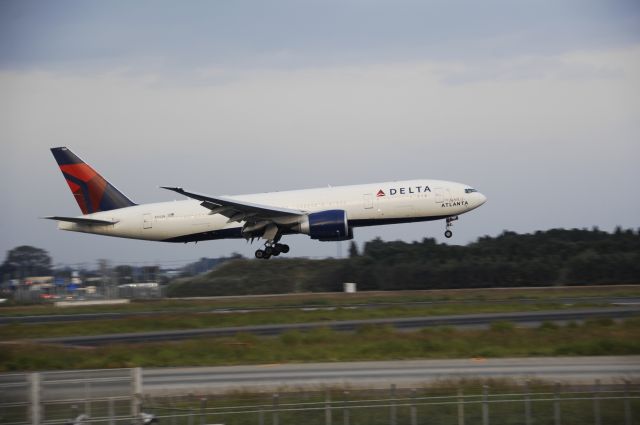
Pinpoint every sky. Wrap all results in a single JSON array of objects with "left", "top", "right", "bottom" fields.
[{"left": 1, "top": 0, "right": 639, "bottom": 268}]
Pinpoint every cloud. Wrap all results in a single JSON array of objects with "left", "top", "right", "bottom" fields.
[
  {"left": 3, "top": 0, "right": 640, "bottom": 74},
  {"left": 439, "top": 49, "right": 633, "bottom": 85},
  {"left": 1, "top": 45, "right": 639, "bottom": 263}
]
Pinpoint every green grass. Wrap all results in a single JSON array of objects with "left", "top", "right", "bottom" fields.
[
  {"left": 2, "top": 318, "right": 639, "bottom": 371},
  {"left": 0, "top": 301, "right": 612, "bottom": 340}
]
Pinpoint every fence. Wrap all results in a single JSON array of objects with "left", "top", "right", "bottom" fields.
[
  {"left": 142, "top": 382, "right": 639, "bottom": 425},
  {"left": 0, "top": 369, "right": 638, "bottom": 425},
  {"left": 0, "top": 369, "right": 141, "bottom": 425},
  {"left": 6, "top": 282, "right": 165, "bottom": 304}
]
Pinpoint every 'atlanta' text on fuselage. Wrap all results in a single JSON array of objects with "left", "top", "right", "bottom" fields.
[
  {"left": 45, "top": 147, "right": 487, "bottom": 260},
  {"left": 442, "top": 200, "right": 470, "bottom": 208}
]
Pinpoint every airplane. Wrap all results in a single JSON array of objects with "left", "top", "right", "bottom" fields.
[{"left": 46, "top": 147, "right": 487, "bottom": 259}]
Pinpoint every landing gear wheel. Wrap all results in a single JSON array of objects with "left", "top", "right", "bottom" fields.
[
  {"left": 274, "top": 243, "right": 289, "bottom": 254},
  {"left": 256, "top": 239, "right": 289, "bottom": 259},
  {"left": 444, "top": 216, "right": 457, "bottom": 239}
]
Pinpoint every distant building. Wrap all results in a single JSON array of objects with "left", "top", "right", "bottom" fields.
[{"left": 118, "top": 282, "right": 163, "bottom": 299}]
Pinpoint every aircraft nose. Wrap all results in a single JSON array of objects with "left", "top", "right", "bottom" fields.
[{"left": 468, "top": 192, "right": 487, "bottom": 209}]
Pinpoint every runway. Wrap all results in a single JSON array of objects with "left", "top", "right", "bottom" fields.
[
  {"left": 34, "top": 306, "right": 640, "bottom": 346},
  {"left": 143, "top": 356, "right": 640, "bottom": 393},
  {"left": 3, "top": 296, "right": 639, "bottom": 324}
]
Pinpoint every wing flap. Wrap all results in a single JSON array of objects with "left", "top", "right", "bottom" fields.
[{"left": 161, "top": 187, "right": 304, "bottom": 219}]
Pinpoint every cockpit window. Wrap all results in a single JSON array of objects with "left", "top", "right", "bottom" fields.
[{"left": 465, "top": 188, "right": 478, "bottom": 193}]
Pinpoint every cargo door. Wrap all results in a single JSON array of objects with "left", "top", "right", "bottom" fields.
[
  {"left": 363, "top": 194, "right": 373, "bottom": 209},
  {"left": 143, "top": 213, "right": 153, "bottom": 229},
  {"left": 435, "top": 188, "right": 444, "bottom": 203}
]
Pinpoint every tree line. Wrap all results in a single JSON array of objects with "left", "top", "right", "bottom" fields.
[
  {"left": 0, "top": 246, "right": 52, "bottom": 281},
  {"left": 168, "top": 227, "right": 640, "bottom": 296}
]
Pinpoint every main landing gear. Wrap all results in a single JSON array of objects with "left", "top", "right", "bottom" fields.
[
  {"left": 445, "top": 216, "right": 458, "bottom": 239},
  {"left": 255, "top": 242, "right": 290, "bottom": 260}
]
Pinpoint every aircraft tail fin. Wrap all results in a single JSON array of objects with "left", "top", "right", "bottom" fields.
[{"left": 50, "top": 147, "right": 136, "bottom": 214}]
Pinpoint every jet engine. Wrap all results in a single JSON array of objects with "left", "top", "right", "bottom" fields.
[{"left": 296, "top": 209, "right": 353, "bottom": 241}]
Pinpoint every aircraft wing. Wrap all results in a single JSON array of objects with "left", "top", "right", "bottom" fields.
[
  {"left": 160, "top": 187, "right": 305, "bottom": 223},
  {"left": 44, "top": 216, "right": 119, "bottom": 225}
]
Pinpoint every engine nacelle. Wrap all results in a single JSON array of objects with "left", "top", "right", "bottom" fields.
[{"left": 296, "top": 209, "right": 353, "bottom": 241}]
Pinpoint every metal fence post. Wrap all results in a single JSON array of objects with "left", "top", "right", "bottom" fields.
[
  {"left": 482, "top": 385, "right": 489, "bottom": 425},
  {"left": 200, "top": 397, "right": 207, "bottom": 425},
  {"left": 411, "top": 389, "right": 418, "bottom": 425},
  {"left": 390, "top": 384, "right": 397, "bottom": 425},
  {"left": 554, "top": 382, "right": 561, "bottom": 425},
  {"left": 624, "top": 380, "right": 632, "bottom": 425},
  {"left": 593, "top": 379, "right": 601, "bottom": 425},
  {"left": 272, "top": 393, "right": 279, "bottom": 425},
  {"left": 71, "top": 404, "right": 79, "bottom": 423},
  {"left": 169, "top": 397, "right": 177, "bottom": 425},
  {"left": 84, "top": 374, "right": 92, "bottom": 418},
  {"left": 524, "top": 380, "right": 532, "bottom": 425},
  {"left": 132, "top": 367, "right": 143, "bottom": 419},
  {"left": 259, "top": 408, "right": 265, "bottom": 425},
  {"left": 325, "top": 389, "right": 332, "bottom": 425},
  {"left": 343, "top": 391, "right": 350, "bottom": 425},
  {"left": 457, "top": 388, "right": 464, "bottom": 425},
  {"left": 29, "top": 372, "right": 40, "bottom": 425},
  {"left": 108, "top": 398, "right": 115, "bottom": 425}
]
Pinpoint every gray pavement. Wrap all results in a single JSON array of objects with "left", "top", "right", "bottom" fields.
[
  {"left": 142, "top": 356, "right": 640, "bottom": 394},
  {"left": 2, "top": 357, "right": 638, "bottom": 399}
]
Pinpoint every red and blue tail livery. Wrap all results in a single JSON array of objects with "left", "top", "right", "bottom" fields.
[{"left": 50, "top": 147, "right": 135, "bottom": 214}]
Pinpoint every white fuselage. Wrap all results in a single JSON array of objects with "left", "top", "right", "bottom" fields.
[{"left": 58, "top": 179, "right": 486, "bottom": 242}]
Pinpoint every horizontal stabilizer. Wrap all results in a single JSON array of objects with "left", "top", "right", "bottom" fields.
[{"left": 44, "top": 216, "right": 119, "bottom": 226}]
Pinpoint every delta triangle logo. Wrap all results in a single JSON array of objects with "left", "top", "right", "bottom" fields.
[{"left": 376, "top": 189, "right": 385, "bottom": 197}]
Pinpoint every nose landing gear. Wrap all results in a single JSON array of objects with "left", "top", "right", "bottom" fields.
[
  {"left": 255, "top": 241, "right": 290, "bottom": 260},
  {"left": 444, "top": 216, "right": 458, "bottom": 238}
]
